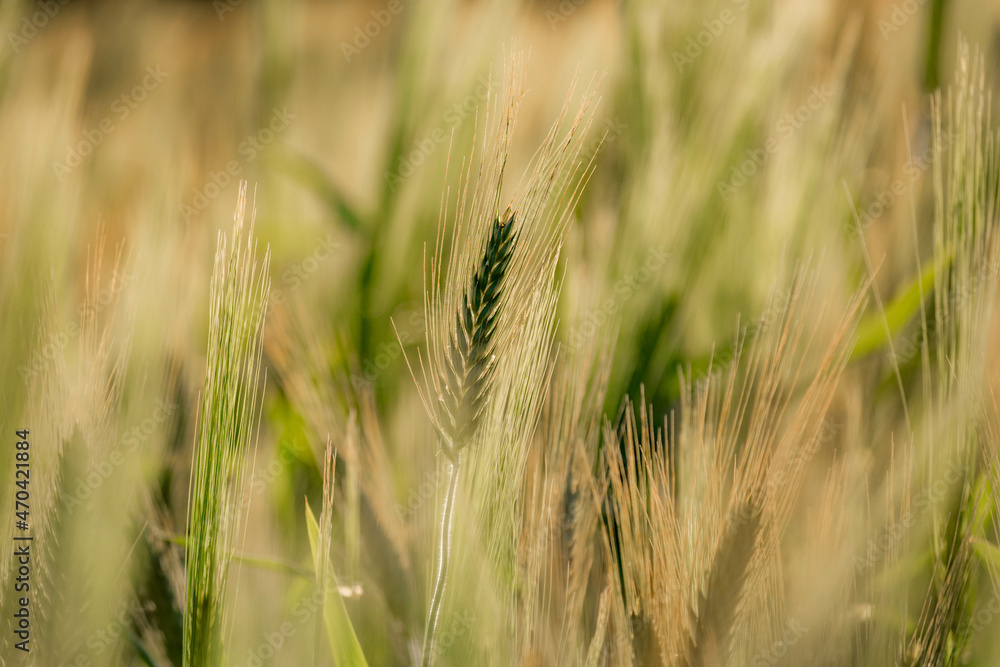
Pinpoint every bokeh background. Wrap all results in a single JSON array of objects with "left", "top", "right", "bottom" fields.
[{"left": 4, "top": 1, "right": 1000, "bottom": 665}]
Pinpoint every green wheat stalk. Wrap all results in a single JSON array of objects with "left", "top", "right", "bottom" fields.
[
  {"left": 183, "top": 184, "right": 270, "bottom": 667},
  {"left": 398, "top": 54, "right": 600, "bottom": 665}
]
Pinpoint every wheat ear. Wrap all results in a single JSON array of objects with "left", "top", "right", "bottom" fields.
[
  {"left": 684, "top": 498, "right": 761, "bottom": 667},
  {"left": 421, "top": 209, "right": 517, "bottom": 666},
  {"left": 183, "top": 185, "right": 269, "bottom": 667},
  {"left": 440, "top": 209, "right": 516, "bottom": 454}
]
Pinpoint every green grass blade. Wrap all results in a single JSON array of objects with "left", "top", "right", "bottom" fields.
[
  {"left": 305, "top": 502, "right": 321, "bottom": 574},
  {"left": 304, "top": 503, "right": 370, "bottom": 667},
  {"left": 973, "top": 538, "right": 1000, "bottom": 572},
  {"left": 851, "top": 255, "right": 941, "bottom": 361},
  {"left": 271, "top": 149, "right": 366, "bottom": 233}
]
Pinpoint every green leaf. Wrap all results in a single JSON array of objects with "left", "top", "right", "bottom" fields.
[
  {"left": 271, "top": 149, "right": 366, "bottom": 233},
  {"left": 304, "top": 504, "right": 370, "bottom": 667},
  {"left": 305, "top": 502, "right": 321, "bottom": 574},
  {"left": 974, "top": 538, "right": 1000, "bottom": 572},
  {"left": 851, "top": 256, "right": 940, "bottom": 361},
  {"left": 167, "top": 534, "right": 311, "bottom": 579}
]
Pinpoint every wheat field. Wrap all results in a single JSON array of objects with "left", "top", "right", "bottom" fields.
[{"left": 3, "top": 1, "right": 1000, "bottom": 665}]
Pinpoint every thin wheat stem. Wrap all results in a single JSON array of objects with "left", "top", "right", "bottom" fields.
[
  {"left": 421, "top": 212, "right": 514, "bottom": 661},
  {"left": 422, "top": 452, "right": 462, "bottom": 667}
]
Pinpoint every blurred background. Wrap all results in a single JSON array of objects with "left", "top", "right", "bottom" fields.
[{"left": 4, "top": 0, "right": 1000, "bottom": 665}]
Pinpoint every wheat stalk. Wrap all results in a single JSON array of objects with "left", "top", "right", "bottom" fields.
[
  {"left": 395, "top": 51, "right": 600, "bottom": 665},
  {"left": 421, "top": 208, "right": 517, "bottom": 665},
  {"left": 183, "top": 183, "right": 270, "bottom": 667}
]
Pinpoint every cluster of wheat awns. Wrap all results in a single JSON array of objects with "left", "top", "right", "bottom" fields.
[
  {"left": 164, "top": 44, "right": 1000, "bottom": 667},
  {"left": 403, "top": 55, "right": 602, "bottom": 665},
  {"left": 405, "top": 44, "right": 1000, "bottom": 667}
]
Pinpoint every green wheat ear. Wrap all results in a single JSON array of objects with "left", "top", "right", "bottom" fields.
[
  {"left": 420, "top": 208, "right": 516, "bottom": 665},
  {"left": 441, "top": 208, "right": 517, "bottom": 453},
  {"left": 183, "top": 184, "right": 270, "bottom": 667}
]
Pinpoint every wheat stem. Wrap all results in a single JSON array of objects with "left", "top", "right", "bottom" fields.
[
  {"left": 422, "top": 453, "right": 462, "bottom": 666},
  {"left": 183, "top": 185, "right": 269, "bottom": 667},
  {"left": 420, "top": 209, "right": 516, "bottom": 663}
]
